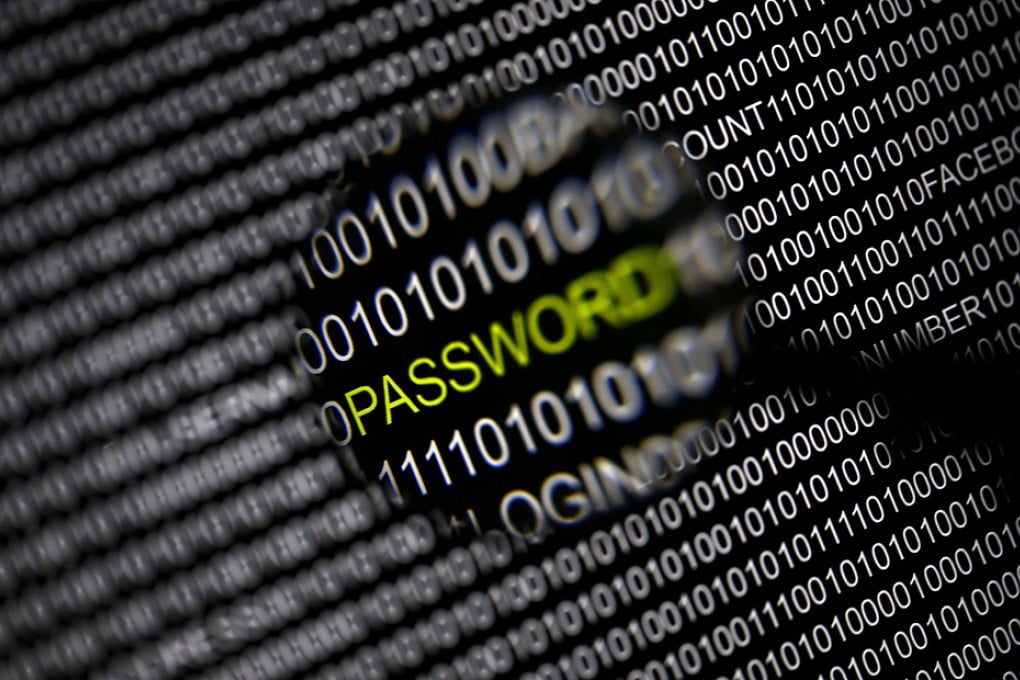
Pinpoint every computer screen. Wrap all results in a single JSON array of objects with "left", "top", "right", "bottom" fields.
[{"left": 0, "top": 1, "right": 1018, "bottom": 678}]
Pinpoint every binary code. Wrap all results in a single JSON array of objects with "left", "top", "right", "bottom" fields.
[{"left": 0, "top": 1, "right": 1017, "bottom": 679}]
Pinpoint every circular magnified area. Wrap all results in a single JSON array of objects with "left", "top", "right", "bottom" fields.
[{"left": 291, "top": 93, "right": 749, "bottom": 539}]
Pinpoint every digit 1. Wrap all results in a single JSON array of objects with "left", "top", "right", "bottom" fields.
[
  {"left": 505, "top": 403, "right": 538, "bottom": 453},
  {"left": 522, "top": 201, "right": 559, "bottom": 264},
  {"left": 292, "top": 251, "right": 316, "bottom": 289},
  {"left": 401, "top": 449, "right": 428, "bottom": 496},
  {"left": 406, "top": 271, "right": 435, "bottom": 320},
  {"left": 425, "top": 440, "right": 452, "bottom": 485},
  {"left": 564, "top": 376, "right": 604, "bottom": 430},
  {"left": 379, "top": 459, "right": 403, "bottom": 503},
  {"left": 449, "top": 429, "right": 477, "bottom": 476},
  {"left": 461, "top": 238, "right": 494, "bottom": 294},
  {"left": 366, "top": 192, "right": 398, "bottom": 249},
  {"left": 424, "top": 155, "right": 457, "bottom": 220},
  {"left": 351, "top": 300, "right": 379, "bottom": 346}
]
